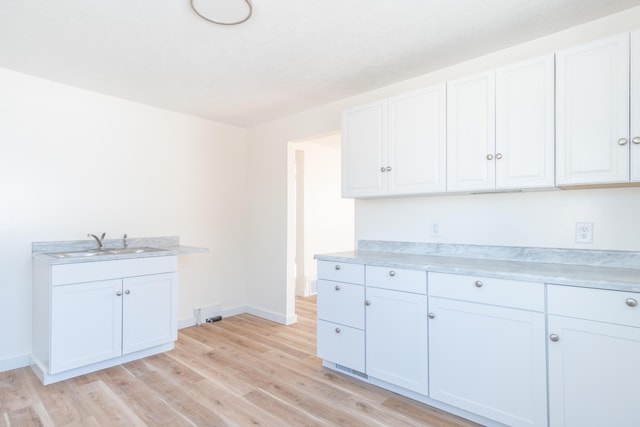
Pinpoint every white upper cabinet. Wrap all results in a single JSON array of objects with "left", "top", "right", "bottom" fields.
[
  {"left": 342, "top": 85, "right": 446, "bottom": 198},
  {"left": 556, "top": 33, "right": 630, "bottom": 186},
  {"left": 447, "top": 71, "right": 496, "bottom": 192},
  {"left": 387, "top": 85, "right": 447, "bottom": 194},
  {"left": 632, "top": 31, "right": 640, "bottom": 182},
  {"left": 342, "top": 101, "right": 387, "bottom": 197},
  {"left": 495, "top": 55, "right": 555, "bottom": 189}
]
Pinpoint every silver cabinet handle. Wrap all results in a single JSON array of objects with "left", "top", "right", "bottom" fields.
[
  {"left": 335, "top": 327, "right": 341, "bottom": 333},
  {"left": 125, "top": 290, "right": 131, "bottom": 295},
  {"left": 495, "top": 153, "right": 503, "bottom": 160},
  {"left": 334, "top": 285, "right": 341, "bottom": 291},
  {"left": 633, "top": 137, "right": 640, "bottom": 144},
  {"left": 428, "top": 313, "right": 435, "bottom": 319},
  {"left": 550, "top": 334, "right": 560, "bottom": 342},
  {"left": 335, "top": 265, "right": 341, "bottom": 270},
  {"left": 389, "top": 270, "right": 396, "bottom": 277},
  {"left": 380, "top": 166, "right": 386, "bottom": 172},
  {"left": 386, "top": 166, "right": 392, "bottom": 171},
  {"left": 475, "top": 280, "right": 483, "bottom": 288},
  {"left": 626, "top": 298, "right": 638, "bottom": 307},
  {"left": 116, "top": 291, "right": 122, "bottom": 296},
  {"left": 486, "top": 154, "right": 494, "bottom": 160},
  {"left": 365, "top": 300, "right": 371, "bottom": 306},
  {"left": 618, "top": 138, "right": 629, "bottom": 145}
]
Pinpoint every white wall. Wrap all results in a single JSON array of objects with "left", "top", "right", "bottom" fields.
[
  {"left": 0, "top": 68, "right": 249, "bottom": 371},
  {"left": 246, "top": 6, "right": 640, "bottom": 322},
  {"left": 299, "top": 135, "right": 354, "bottom": 287}
]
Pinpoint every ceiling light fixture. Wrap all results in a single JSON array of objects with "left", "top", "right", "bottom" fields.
[{"left": 189, "top": 0, "right": 253, "bottom": 26}]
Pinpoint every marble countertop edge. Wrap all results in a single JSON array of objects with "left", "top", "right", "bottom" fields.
[{"left": 315, "top": 250, "right": 640, "bottom": 293}]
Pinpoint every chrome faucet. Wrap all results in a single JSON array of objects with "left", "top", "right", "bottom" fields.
[
  {"left": 88, "top": 232, "right": 106, "bottom": 250},
  {"left": 123, "top": 233, "right": 128, "bottom": 248}
]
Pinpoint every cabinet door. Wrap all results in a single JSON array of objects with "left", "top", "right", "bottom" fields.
[
  {"left": 428, "top": 298, "right": 547, "bottom": 427},
  {"left": 632, "top": 31, "right": 640, "bottom": 182},
  {"left": 496, "top": 55, "right": 555, "bottom": 189},
  {"left": 50, "top": 280, "right": 122, "bottom": 374},
  {"left": 548, "top": 315, "right": 640, "bottom": 427},
  {"left": 556, "top": 33, "right": 630, "bottom": 185},
  {"left": 387, "top": 85, "right": 446, "bottom": 194},
  {"left": 341, "top": 101, "right": 387, "bottom": 197},
  {"left": 366, "top": 287, "right": 428, "bottom": 394},
  {"left": 122, "top": 273, "right": 176, "bottom": 354},
  {"left": 447, "top": 71, "right": 496, "bottom": 192}
]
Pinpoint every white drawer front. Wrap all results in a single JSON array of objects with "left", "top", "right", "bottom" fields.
[
  {"left": 317, "top": 261, "right": 365, "bottom": 285},
  {"left": 366, "top": 266, "right": 426, "bottom": 294},
  {"left": 52, "top": 256, "right": 178, "bottom": 286},
  {"left": 317, "top": 320, "right": 365, "bottom": 372},
  {"left": 429, "top": 272, "right": 544, "bottom": 311},
  {"left": 317, "top": 280, "right": 364, "bottom": 329},
  {"left": 548, "top": 285, "right": 640, "bottom": 327}
]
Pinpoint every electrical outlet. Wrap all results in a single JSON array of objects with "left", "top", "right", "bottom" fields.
[
  {"left": 575, "top": 222, "right": 593, "bottom": 244},
  {"left": 431, "top": 221, "right": 441, "bottom": 237}
]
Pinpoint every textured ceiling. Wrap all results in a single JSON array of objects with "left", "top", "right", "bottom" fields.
[{"left": 1, "top": 0, "right": 640, "bottom": 127}]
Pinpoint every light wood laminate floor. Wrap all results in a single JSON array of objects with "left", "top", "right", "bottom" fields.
[{"left": 0, "top": 296, "right": 478, "bottom": 426}]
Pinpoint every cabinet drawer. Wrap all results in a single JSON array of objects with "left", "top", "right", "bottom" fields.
[
  {"left": 429, "top": 272, "right": 544, "bottom": 311},
  {"left": 317, "top": 280, "right": 364, "bottom": 329},
  {"left": 366, "top": 266, "right": 426, "bottom": 294},
  {"left": 317, "top": 320, "right": 365, "bottom": 373},
  {"left": 317, "top": 260, "right": 364, "bottom": 284},
  {"left": 548, "top": 285, "right": 640, "bottom": 327}
]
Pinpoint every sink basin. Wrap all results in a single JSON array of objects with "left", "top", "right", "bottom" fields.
[
  {"left": 108, "top": 247, "right": 168, "bottom": 255},
  {"left": 48, "top": 247, "right": 168, "bottom": 258}
]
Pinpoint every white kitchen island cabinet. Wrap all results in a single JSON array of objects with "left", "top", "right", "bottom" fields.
[
  {"left": 547, "top": 285, "right": 640, "bottom": 427},
  {"left": 341, "top": 85, "right": 447, "bottom": 198},
  {"left": 365, "top": 267, "right": 428, "bottom": 395},
  {"left": 32, "top": 256, "right": 177, "bottom": 384},
  {"left": 428, "top": 272, "right": 548, "bottom": 427},
  {"left": 556, "top": 33, "right": 632, "bottom": 186}
]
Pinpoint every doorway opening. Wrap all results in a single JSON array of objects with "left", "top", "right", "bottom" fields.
[{"left": 287, "top": 133, "right": 355, "bottom": 317}]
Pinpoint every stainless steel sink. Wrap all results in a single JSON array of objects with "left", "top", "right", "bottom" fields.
[
  {"left": 107, "top": 247, "right": 168, "bottom": 255},
  {"left": 48, "top": 247, "right": 168, "bottom": 258}
]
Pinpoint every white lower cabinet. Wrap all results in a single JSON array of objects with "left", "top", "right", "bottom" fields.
[
  {"left": 428, "top": 273, "right": 547, "bottom": 427},
  {"left": 32, "top": 256, "right": 178, "bottom": 384},
  {"left": 316, "top": 261, "right": 365, "bottom": 372},
  {"left": 547, "top": 285, "right": 640, "bottom": 427},
  {"left": 365, "top": 267, "right": 428, "bottom": 395}
]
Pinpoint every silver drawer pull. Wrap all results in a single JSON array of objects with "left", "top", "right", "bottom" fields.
[
  {"left": 365, "top": 300, "right": 371, "bottom": 306},
  {"left": 618, "top": 137, "right": 629, "bottom": 146},
  {"left": 116, "top": 291, "right": 122, "bottom": 296},
  {"left": 334, "top": 285, "right": 341, "bottom": 291},
  {"left": 335, "top": 327, "right": 341, "bottom": 333},
  {"left": 335, "top": 265, "right": 341, "bottom": 270},
  {"left": 474, "top": 280, "right": 483, "bottom": 288},
  {"left": 550, "top": 334, "right": 560, "bottom": 342},
  {"left": 626, "top": 298, "right": 638, "bottom": 307},
  {"left": 633, "top": 136, "right": 640, "bottom": 144},
  {"left": 125, "top": 289, "right": 131, "bottom": 295},
  {"left": 428, "top": 312, "right": 435, "bottom": 319},
  {"left": 389, "top": 270, "right": 395, "bottom": 277}
]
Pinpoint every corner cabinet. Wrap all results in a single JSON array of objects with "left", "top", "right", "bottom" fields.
[
  {"left": 556, "top": 32, "right": 640, "bottom": 186},
  {"left": 428, "top": 272, "right": 548, "bottom": 427},
  {"left": 32, "top": 256, "right": 177, "bottom": 385},
  {"left": 342, "top": 85, "right": 447, "bottom": 198},
  {"left": 547, "top": 285, "right": 640, "bottom": 427}
]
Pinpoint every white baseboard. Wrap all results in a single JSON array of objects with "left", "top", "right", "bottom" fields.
[
  {"left": 0, "top": 354, "right": 31, "bottom": 373},
  {"left": 245, "top": 305, "right": 298, "bottom": 325}
]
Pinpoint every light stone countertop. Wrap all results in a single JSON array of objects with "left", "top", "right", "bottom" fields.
[
  {"left": 32, "top": 236, "right": 208, "bottom": 265},
  {"left": 315, "top": 247, "right": 640, "bottom": 293}
]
